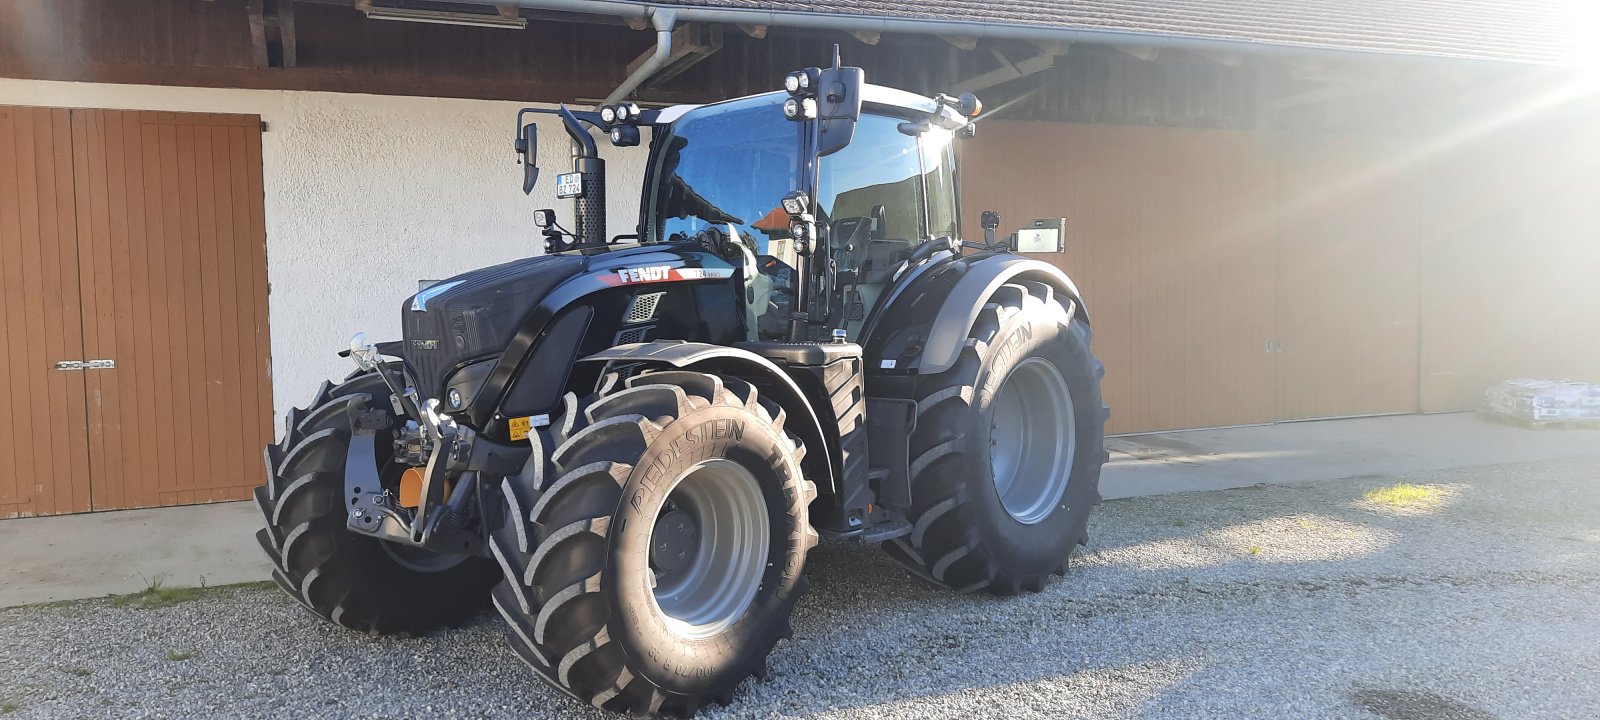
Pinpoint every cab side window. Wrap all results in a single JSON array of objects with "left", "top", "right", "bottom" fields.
[
  {"left": 920, "top": 127, "right": 959, "bottom": 240},
  {"left": 816, "top": 114, "right": 926, "bottom": 245}
]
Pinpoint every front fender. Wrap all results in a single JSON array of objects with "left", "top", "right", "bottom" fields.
[
  {"left": 865, "top": 253, "right": 1087, "bottom": 377},
  {"left": 574, "top": 342, "right": 839, "bottom": 496}
]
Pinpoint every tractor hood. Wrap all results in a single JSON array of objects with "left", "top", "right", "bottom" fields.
[
  {"left": 401, "top": 243, "right": 741, "bottom": 414},
  {"left": 402, "top": 253, "right": 587, "bottom": 404}
]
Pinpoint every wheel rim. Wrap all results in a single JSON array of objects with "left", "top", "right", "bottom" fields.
[
  {"left": 649, "top": 459, "right": 770, "bottom": 640},
  {"left": 989, "top": 357, "right": 1076, "bottom": 525}
]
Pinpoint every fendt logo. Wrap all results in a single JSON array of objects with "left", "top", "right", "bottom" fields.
[
  {"left": 618, "top": 266, "right": 673, "bottom": 283},
  {"left": 606, "top": 266, "right": 734, "bottom": 286}
]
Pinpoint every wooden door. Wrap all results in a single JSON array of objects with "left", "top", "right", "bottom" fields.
[
  {"left": 0, "top": 105, "right": 270, "bottom": 518},
  {"left": 962, "top": 121, "right": 1280, "bottom": 434},
  {"left": 1275, "top": 134, "right": 1421, "bottom": 420},
  {"left": 0, "top": 106, "right": 94, "bottom": 517},
  {"left": 70, "top": 109, "right": 273, "bottom": 510}
]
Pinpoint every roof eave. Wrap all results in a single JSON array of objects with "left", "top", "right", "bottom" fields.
[{"left": 486, "top": 0, "right": 1572, "bottom": 70}]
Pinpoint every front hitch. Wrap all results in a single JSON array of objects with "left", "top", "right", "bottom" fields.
[{"left": 339, "top": 339, "right": 529, "bottom": 557}]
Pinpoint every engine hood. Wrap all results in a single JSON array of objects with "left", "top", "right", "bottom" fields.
[
  {"left": 401, "top": 242, "right": 741, "bottom": 412},
  {"left": 402, "top": 254, "right": 587, "bottom": 401}
]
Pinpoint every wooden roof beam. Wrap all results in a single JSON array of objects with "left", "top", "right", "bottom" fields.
[
  {"left": 1113, "top": 44, "right": 1159, "bottom": 61},
  {"left": 850, "top": 30, "right": 881, "bottom": 45},
  {"left": 941, "top": 35, "right": 978, "bottom": 51},
  {"left": 626, "top": 23, "right": 725, "bottom": 87},
  {"left": 249, "top": 0, "right": 297, "bottom": 69}
]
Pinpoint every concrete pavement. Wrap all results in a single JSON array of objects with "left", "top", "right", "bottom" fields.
[{"left": 3, "top": 411, "right": 1597, "bottom": 607}]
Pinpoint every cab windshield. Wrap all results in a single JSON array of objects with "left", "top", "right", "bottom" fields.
[
  {"left": 646, "top": 94, "right": 801, "bottom": 252},
  {"left": 646, "top": 97, "right": 956, "bottom": 250}
]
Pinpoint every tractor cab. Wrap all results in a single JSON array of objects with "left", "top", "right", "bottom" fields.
[{"left": 515, "top": 61, "right": 978, "bottom": 347}]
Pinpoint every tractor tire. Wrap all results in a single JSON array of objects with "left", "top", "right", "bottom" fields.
[
  {"left": 255, "top": 367, "right": 500, "bottom": 634},
  {"left": 489, "top": 369, "right": 817, "bottom": 717},
  {"left": 883, "top": 280, "right": 1107, "bottom": 595}
]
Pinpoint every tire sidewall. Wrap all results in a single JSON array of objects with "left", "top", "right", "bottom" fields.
[
  {"left": 961, "top": 301, "right": 1102, "bottom": 577},
  {"left": 603, "top": 403, "right": 806, "bottom": 694}
]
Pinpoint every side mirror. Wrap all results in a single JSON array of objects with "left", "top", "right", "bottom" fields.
[
  {"left": 516, "top": 118, "right": 539, "bottom": 195},
  {"left": 815, "top": 49, "right": 863, "bottom": 157},
  {"left": 533, "top": 209, "right": 555, "bottom": 229}
]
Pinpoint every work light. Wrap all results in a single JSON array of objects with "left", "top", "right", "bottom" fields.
[
  {"left": 599, "top": 105, "right": 617, "bottom": 124},
  {"left": 783, "top": 96, "right": 817, "bottom": 121}
]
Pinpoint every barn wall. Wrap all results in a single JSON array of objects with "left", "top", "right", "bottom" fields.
[{"left": 961, "top": 95, "right": 1600, "bottom": 433}]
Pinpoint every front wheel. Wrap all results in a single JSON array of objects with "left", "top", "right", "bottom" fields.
[
  {"left": 489, "top": 369, "right": 817, "bottom": 717},
  {"left": 255, "top": 368, "right": 500, "bottom": 633},
  {"left": 884, "top": 280, "right": 1107, "bottom": 594}
]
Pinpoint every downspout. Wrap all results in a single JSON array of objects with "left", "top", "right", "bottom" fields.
[{"left": 604, "top": 7, "right": 677, "bottom": 106}]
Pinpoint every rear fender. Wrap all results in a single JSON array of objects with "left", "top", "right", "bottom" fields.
[{"left": 573, "top": 342, "right": 839, "bottom": 497}]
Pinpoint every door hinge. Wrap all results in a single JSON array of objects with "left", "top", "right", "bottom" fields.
[{"left": 54, "top": 359, "right": 116, "bottom": 371}]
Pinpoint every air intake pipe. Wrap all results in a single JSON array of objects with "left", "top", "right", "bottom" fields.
[{"left": 557, "top": 105, "right": 606, "bottom": 247}]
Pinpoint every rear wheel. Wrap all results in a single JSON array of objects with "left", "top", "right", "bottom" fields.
[
  {"left": 255, "top": 368, "right": 500, "bottom": 633},
  {"left": 884, "top": 281, "right": 1107, "bottom": 594},
  {"left": 489, "top": 369, "right": 816, "bottom": 717}
]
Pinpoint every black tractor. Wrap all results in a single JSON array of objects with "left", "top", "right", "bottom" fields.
[{"left": 256, "top": 52, "right": 1106, "bottom": 717}]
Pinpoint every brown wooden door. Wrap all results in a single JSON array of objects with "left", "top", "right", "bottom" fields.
[
  {"left": 70, "top": 109, "right": 273, "bottom": 510},
  {"left": 1275, "top": 134, "right": 1421, "bottom": 420},
  {"left": 962, "top": 121, "right": 1280, "bottom": 434},
  {"left": 0, "top": 106, "right": 94, "bottom": 517},
  {"left": 0, "top": 105, "right": 271, "bottom": 517}
]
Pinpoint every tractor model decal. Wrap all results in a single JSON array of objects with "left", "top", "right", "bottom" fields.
[{"left": 606, "top": 266, "right": 734, "bottom": 286}]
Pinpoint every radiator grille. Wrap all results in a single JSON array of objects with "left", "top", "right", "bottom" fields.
[{"left": 615, "top": 325, "right": 653, "bottom": 345}]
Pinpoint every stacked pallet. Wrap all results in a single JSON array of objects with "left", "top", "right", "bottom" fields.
[{"left": 1485, "top": 379, "right": 1600, "bottom": 426}]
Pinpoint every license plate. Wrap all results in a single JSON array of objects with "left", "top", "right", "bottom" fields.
[{"left": 556, "top": 172, "right": 584, "bottom": 199}]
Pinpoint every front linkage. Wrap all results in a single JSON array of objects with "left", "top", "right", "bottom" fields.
[{"left": 341, "top": 335, "right": 525, "bottom": 558}]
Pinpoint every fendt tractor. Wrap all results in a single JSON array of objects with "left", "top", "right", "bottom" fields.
[{"left": 256, "top": 50, "right": 1106, "bottom": 717}]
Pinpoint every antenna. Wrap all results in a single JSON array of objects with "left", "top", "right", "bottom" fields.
[{"left": 831, "top": 43, "right": 841, "bottom": 69}]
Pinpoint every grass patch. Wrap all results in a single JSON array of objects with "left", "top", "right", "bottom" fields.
[
  {"left": 107, "top": 576, "right": 203, "bottom": 610},
  {"left": 1363, "top": 483, "right": 1449, "bottom": 510},
  {"left": 1247, "top": 546, "right": 1262, "bottom": 556},
  {"left": 1, "top": 700, "right": 17, "bottom": 714},
  {"left": 165, "top": 650, "right": 195, "bottom": 662}
]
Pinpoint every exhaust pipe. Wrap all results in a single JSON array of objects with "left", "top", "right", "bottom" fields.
[{"left": 557, "top": 106, "right": 606, "bottom": 247}]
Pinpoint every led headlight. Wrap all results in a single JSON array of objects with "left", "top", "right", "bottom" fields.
[{"left": 599, "top": 105, "right": 617, "bottom": 124}]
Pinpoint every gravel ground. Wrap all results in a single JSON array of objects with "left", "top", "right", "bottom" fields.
[{"left": 2, "top": 457, "right": 1597, "bottom": 719}]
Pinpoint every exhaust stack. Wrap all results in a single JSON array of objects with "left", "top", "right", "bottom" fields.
[{"left": 557, "top": 106, "right": 606, "bottom": 247}]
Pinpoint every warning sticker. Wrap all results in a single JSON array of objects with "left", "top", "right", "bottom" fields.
[{"left": 508, "top": 416, "right": 533, "bottom": 442}]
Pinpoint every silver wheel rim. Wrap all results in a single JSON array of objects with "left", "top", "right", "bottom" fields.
[
  {"left": 649, "top": 459, "right": 770, "bottom": 640},
  {"left": 989, "top": 357, "right": 1076, "bottom": 525}
]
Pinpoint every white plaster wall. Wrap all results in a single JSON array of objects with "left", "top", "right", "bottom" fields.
[{"left": 0, "top": 79, "right": 646, "bottom": 420}]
